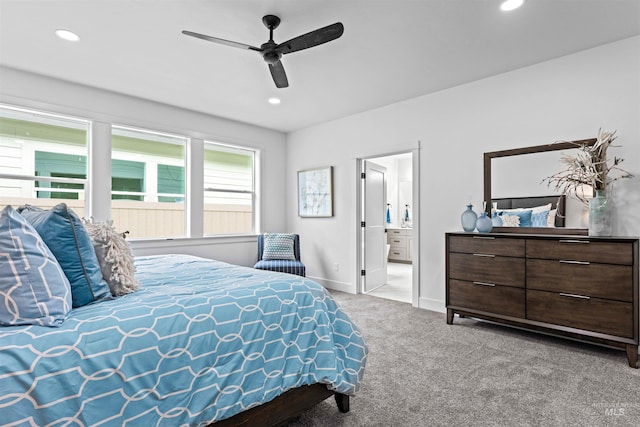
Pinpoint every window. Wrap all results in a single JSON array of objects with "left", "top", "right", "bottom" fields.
[
  {"left": 111, "top": 126, "right": 186, "bottom": 239},
  {"left": 203, "top": 142, "right": 255, "bottom": 235},
  {"left": 0, "top": 105, "right": 89, "bottom": 216},
  {"left": 1, "top": 105, "right": 261, "bottom": 240}
]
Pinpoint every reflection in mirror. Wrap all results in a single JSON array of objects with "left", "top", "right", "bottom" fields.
[
  {"left": 492, "top": 149, "right": 588, "bottom": 228},
  {"left": 484, "top": 138, "right": 596, "bottom": 234}
]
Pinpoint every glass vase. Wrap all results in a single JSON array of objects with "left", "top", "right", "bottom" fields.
[
  {"left": 476, "top": 212, "right": 493, "bottom": 233},
  {"left": 491, "top": 211, "right": 503, "bottom": 227},
  {"left": 589, "top": 189, "right": 611, "bottom": 236},
  {"left": 461, "top": 204, "right": 477, "bottom": 232}
]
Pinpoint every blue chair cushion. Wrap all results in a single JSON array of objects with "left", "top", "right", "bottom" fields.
[
  {"left": 0, "top": 205, "right": 72, "bottom": 327},
  {"left": 19, "top": 203, "right": 111, "bottom": 308},
  {"left": 254, "top": 260, "right": 306, "bottom": 277}
]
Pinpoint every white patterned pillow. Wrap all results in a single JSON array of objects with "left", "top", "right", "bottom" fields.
[
  {"left": 82, "top": 218, "right": 139, "bottom": 296},
  {"left": 0, "top": 205, "right": 72, "bottom": 327},
  {"left": 501, "top": 214, "right": 521, "bottom": 227},
  {"left": 262, "top": 233, "right": 296, "bottom": 261}
]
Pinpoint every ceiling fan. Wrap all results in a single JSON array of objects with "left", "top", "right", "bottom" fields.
[{"left": 182, "top": 15, "right": 344, "bottom": 88}]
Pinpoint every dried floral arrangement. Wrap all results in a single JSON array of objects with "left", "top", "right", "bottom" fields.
[{"left": 544, "top": 129, "right": 633, "bottom": 205}]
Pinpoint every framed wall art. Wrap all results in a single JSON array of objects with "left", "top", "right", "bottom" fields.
[{"left": 298, "top": 166, "right": 333, "bottom": 217}]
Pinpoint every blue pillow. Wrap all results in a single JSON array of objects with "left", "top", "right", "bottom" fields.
[
  {"left": 499, "top": 209, "right": 533, "bottom": 227},
  {"left": 262, "top": 233, "right": 296, "bottom": 261},
  {"left": 531, "top": 210, "right": 550, "bottom": 227},
  {"left": 19, "top": 204, "right": 111, "bottom": 308},
  {"left": 0, "top": 205, "right": 72, "bottom": 326}
]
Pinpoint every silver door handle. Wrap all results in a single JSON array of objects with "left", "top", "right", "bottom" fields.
[
  {"left": 559, "top": 260, "right": 590, "bottom": 265},
  {"left": 472, "top": 253, "right": 495, "bottom": 258},
  {"left": 559, "top": 240, "right": 590, "bottom": 244},
  {"left": 473, "top": 236, "right": 495, "bottom": 240}
]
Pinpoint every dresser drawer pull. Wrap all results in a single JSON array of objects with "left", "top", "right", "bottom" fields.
[
  {"left": 559, "top": 260, "right": 590, "bottom": 265},
  {"left": 559, "top": 293, "right": 591, "bottom": 300},
  {"left": 473, "top": 281, "right": 496, "bottom": 287},
  {"left": 559, "top": 239, "right": 590, "bottom": 244},
  {"left": 472, "top": 236, "right": 495, "bottom": 240},
  {"left": 472, "top": 253, "right": 495, "bottom": 258}
]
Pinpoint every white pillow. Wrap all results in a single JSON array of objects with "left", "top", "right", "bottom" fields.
[
  {"left": 82, "top": 218, "right": 139, "bottom": 296},
  {"left": 499, "top": 203, "right": 551, "bottom": 215},
  {"left": 547, "top": 209, "right": 557, "bottom": 227},
  {"left": 501, "top": 215, "right": 521, "bottom": 227}
]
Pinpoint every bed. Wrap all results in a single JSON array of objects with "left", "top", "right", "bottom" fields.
[
  {"left": 0, "top": 252, "right": 367, "bottom": 425},
  {"left": 489, "top": 194, "right": 574, "bottom": 234},
  {"left": 492, "top": 194, "right": 565, "bottom": 227}
]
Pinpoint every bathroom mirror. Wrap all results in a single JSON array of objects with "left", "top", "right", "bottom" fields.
[{"left": 483, "top": 138, "right": 596, "bottom": 235}]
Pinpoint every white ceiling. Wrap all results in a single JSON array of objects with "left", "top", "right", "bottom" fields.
[{"left": 1, "top": 0, "right": 639, "bottom": 133}]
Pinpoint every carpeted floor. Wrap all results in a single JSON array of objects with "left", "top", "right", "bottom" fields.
[{"left": 286, "top": 291, "right": 640, "bottom": 426}]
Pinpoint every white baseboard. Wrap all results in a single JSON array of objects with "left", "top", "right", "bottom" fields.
[
  {"left": 308, "top": 276, "right": 355, "bottom": 294},
  {"left": 419, "top": 297, "right": 446, "bottom": 314}
]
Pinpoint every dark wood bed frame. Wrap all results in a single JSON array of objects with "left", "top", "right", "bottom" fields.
[{"left": 212, "top": 384, "right": 349, "bottom": 426}]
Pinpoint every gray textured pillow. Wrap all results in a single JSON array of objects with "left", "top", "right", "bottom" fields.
[{"left": 82, "top": 218, "right": 139, "bottom": 296}]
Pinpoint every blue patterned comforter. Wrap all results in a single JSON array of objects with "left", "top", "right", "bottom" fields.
[{"left": 0, "top": 254, "right": 367, "bottom": 426}]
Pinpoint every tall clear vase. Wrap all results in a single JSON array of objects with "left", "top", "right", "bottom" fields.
[{"left": 589, "top": 189, "right": 611, "bottom": 236}]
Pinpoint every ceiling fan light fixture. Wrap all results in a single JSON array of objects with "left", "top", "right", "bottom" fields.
[
  {"left": 55, "top": 29, "right": 80, "bottom": 42},
  {"left": 500, "top": 0, "right": 525, "bottom": 12}
]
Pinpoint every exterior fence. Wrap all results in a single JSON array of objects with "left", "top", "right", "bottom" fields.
[{"left": 0, "top": 198, "right": 252, "bottom": 238}]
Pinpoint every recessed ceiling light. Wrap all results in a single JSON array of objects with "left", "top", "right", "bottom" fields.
[
  {"left": 500, "top": 0, "right": 525, "bottom": 11},
  {"left": 268, "top": 97, "right": 281, "bottom": 105},
  {"left": 55, "top": 29, "right": 80, "bottom": 42}
]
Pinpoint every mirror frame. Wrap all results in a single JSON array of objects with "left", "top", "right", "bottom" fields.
[{"left": 483, "top": 138, "right": 596, "bottom": 235}]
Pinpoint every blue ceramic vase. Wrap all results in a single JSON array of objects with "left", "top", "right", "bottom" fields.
[
  {"left": 476, "top": 212, "right": 493, "bottom": 233},
  {"left": 491, "top": 211, "right": 503, "bottom": 227},
  {"left": 461, "top": 204, "right": 477, "bottom": 232}
]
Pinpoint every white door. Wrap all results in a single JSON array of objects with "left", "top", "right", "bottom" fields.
[{"left": 363, "top": 160, "right": 387, "bottom": 292}]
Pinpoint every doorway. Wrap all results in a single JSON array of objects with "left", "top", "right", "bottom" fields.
[{"left": 357, "top": 149, "right": 419, "bottom": 306}]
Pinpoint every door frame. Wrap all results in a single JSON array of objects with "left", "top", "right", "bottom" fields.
[{"left": 355, "top": 147, "right": 420, "bottom": 307}]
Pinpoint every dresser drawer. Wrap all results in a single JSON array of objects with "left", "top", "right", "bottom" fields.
[
  {"left": 449, "top": 279, "right": 525, "bottom": 318},
  {"left": 527, "top": 259, "right": 633, "bottom": 301},
  {"left": 449, "top": 252, "right": 525, "bottom": 287},
  {"left": 527, "top": 290, "right": 634, "bottom": 338},
  {"left": 526, "top": 239, "right": 634, "bottom": 265},
  {"left": 448, "top": 235, "right": 525, "bottom": 257}
]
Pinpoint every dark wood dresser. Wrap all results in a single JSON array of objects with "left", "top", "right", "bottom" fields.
[{"left": 445, "top": 232, "right": 639, "bottom": 368}]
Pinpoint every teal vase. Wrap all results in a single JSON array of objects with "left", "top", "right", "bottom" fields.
[
  {"left": 589, "top": 189, "right": 611, "bottom": 236},
  {"left": 461, "top": 204, "right": 477, "bottom": 232}
]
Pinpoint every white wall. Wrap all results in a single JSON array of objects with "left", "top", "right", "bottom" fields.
[
  {"left": 286, "top": 36, "right": 640, "bottom": 312},
  {"left": 0, "top": 66, "right": 288, "bottom": 266}
]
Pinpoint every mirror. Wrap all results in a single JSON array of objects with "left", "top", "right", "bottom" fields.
[{"left": 483, "top": 138, "right": 596, "bottom": 234}]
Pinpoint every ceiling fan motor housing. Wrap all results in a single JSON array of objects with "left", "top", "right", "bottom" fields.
[{"left": 261, "top": 41, "right": 282, "bottom": 64}]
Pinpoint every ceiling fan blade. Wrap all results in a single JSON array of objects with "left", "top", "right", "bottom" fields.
[
  {"left": 269, "top": 61, "right": 289, "bottom": 88},
  {"left": 275, "top": 22, "right": 344, "bottom": 55},
  {"left": 182, "top": 30, "right": 262, "bottom": 52}
]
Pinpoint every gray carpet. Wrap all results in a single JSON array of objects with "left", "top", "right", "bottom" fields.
[{"left": 287, "top": 291, "right": 640, "bottom": 426}]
